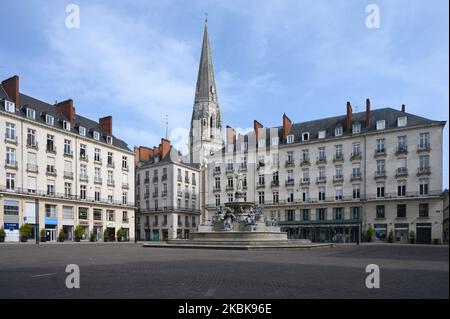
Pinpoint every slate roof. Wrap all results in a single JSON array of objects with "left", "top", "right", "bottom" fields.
[
  {"left": 0, "top": 92, "right": 131, "bottom": 151},
  {"left": 139, "top": 146, "right": 200, "bottom": 170}
]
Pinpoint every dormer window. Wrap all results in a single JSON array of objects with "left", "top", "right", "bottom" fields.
[
  {"left": 79, "top": 126, "right": 86, "bottom": 136},
  {"left": 335, "top": 126, "right": 343, "bottom": 137},
  {"left": 45, "top": 114, "right": 54, "bottom": 126},
  {"left": 318, "top": 130, "right": 326, "bottom": 139},
  {"left": 107, "top": 136, "right": 113, "bottom": 145},
  {"left": 154, "top": 156, "right": 160, "bottom": 163},
  {"left": 302, "top": 132, "right": 310, "bottom": 141},
  {"left": 287, "top": 134, "right": 294, "bottom": 144},
  {"left": 376, "top": 120, "right": 386, "bottom": 130},
  {"left": 272, "top": 137, "right": 279, "bottom": 146},
  {"left": 352, "top": 123, "right": 361, "bottom": 134},
  {"left": 93, "top": 131, "right": 100, "bottom": 140},
  {"left": 4, "top": 100, "right": 15, "bottom": 113},
  {"left": 63, "top": 121, "right": 71, "bottom": 131},
  {"left": 26, "top": 108, "right": 35, "bottom": 120},
  {"left": 397, "top": 116, "right": 407, "bottom": 127}
]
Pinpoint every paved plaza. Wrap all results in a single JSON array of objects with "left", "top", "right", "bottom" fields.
[{"left": 0, "top": 243, "right": 447, "bottom": 299}]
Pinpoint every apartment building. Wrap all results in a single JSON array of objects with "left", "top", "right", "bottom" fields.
[
  {"left": 135, "top": 139, "right": 200, "bottom": 240},
  {"left": 0, "top": 75, "right": 135, "bottom": 242},
  {"left": 205, "top": 100, "right": 446, "bottom": 244}
]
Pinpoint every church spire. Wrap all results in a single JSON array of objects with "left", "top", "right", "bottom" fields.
[{"left": 194, "top": 20, "right": 217, "bottom": 103}]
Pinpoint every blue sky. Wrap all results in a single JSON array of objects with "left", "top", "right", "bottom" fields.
[{"left": 0, "top": 0, "right": 448, "bottom": 187}]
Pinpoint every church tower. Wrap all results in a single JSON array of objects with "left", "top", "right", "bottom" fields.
[{"left": 189, "top": 20, "right": 224, "bottom": 165}]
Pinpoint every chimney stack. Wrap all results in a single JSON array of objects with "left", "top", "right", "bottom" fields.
[
  {"left": 160, "top": 138, "right": 171, "bottom": 159},
  {"left": 99, "top": 116, "right": 113, "bottom": 135},
  {"left": 254, "top": 120, "right": 264, "bottom": 143},
  {"left": 1, "top": 75, "right": 20, "bottom": 110},
  {"left": 226, "top": 126, "right": 236, "bottom": 145},
  {"left": 365, "top": 98, "right": 371, "bottom": 128},
  {"left": 135, "top": 146, "right": 154, "bottom": 165},
  {"left": 55, "top": 99, "right": 76, "bottom": 126},
  {"left": 282, "top": 113, "right": 293, "bottom": 140},
  {"left": 346, "top": 101, "right": 353, "bottom": 132},
  {"left": 401, "top": 104, "right": 406, "bottom": 112}
]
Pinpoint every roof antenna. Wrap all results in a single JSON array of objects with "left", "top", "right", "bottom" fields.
[
  {"left": 205, "top": 12, "right": 208, "bottom": 23},
  {"left": 165, "top": 114, "right": 169, "bottom": 139}
]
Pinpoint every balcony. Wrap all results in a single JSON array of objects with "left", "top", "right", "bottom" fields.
[
  {"left": 122, "top": 166, "right": 129, "bottom": 172},
  {"left": 64, "top": 171, "right": 74, "bottom": 179},
  {"left": 213, "top": 186, "right": 221, "bottom": 192},
  {"left": 4, "top": 135, "right": 18, "bottom": 145},
  {"left": 316, "top": 156, "right": 327, "bottom": 165},
  {"left": 192, "top": 179, "right": 196, "bottom": 186},
  {"left": 351, "top": 173, "right": 362, "bottom": 181},
  {"left": 191, "top": 194, "right": 197, "bottom": 200},
  {"left": 64, "top": 150, "right": 74, "bottom": 158},
  {"left": 374, "top": 149, "right": 386, "bottom": 158},
  {"left": 107, "top": 180, "right": 115, "bottom": 187},
  {"left": 144, "top": 178, "right": 150, "bottom": 184},
  {"left": 350, "top": 152, "right": 362, "bottom": 161},
  {"left": 213, "top": 168, "right": 221, "bottom": 175},
  {"left": 177, "top": 221, "right": 183, "bottom": 227},
  {"left": 26, "top": 164, "right": 38, "bottom": 173},
  {"left": 417, "top": 167, "right": 431, "bottom": 176},
  {"left": 300, "top": 159, "right": 311, "bottom": 167},
  {"left": 185, "top": 222, "right": 190, "bottom": 228},
  {"left": 46, "top": 167, "right": 57, "bottom": 176},
  {"left": 316, "top": 176, "right": 326, "bottom": 184},
  {"left": 374, "top": 171, "right": 386, "bottom": 179},
  {"left": 153, "top": 176, "right": 159, "bottom": 183},
  {"left": 285, "top": 179, "right": 295, "bottom": 186},
  {"left": 271, "top": 180, "right": 279, "bottom": 187},
  {"left": 285, "top": 160, "right": 295, "bottom": 168},
  {"left": 226, "top": 167, "right": 234, "bottom": 174},
  {"left": 26, "top": 140, "right": 38, "bottom": 150},
  {"left": 184, "top": 192, "right": 190, "bottom": 199},
  {"left": 94, "top": 158, "right": 102, "bottom": 165},
  {"left": 162, "top": 174, "right": 168, "bottom": 181},
  {"left": 79, "top": 174, "right": 88, "bottom": 182},
  {"left": 226, "top": 185, "right": 234, "bottom": 191},
  {"left": 144, "top": 193, "right": 150, "bottom": 199},
  {"left": 177, "top": 190, "right": 183, "bottom": 197},
  {"left": 79, "top": 154, "right": 88, "bottom": 162},
  {"left": 107, "top": 161, "right": 115, "bottom": 168},
  {"left": 162, "top": 222, "right": 168, "bottom": 227},
  {"left": 94, "top": 177, "right": 103, "bottom": 185},
  {"left": 192, "top": 222, "right": 197, "bottom": 228},
  {"left": 46, "top": 145, "right": 57, "bottom": 154},
  {"left": 395, "top": 146, "right": 408, "bottom": 156},
  {"left": 185, "top": 177, "right": 190, "bottom": 184},
  {"left": 122, "top": 182, "right": 129, "bottom": 189},
  {"left": 257, "top": 182, "right": 265, "bottom": 188},
  {"left": 239, "top": 165, "right": 247, "bottom": 172},
  {"left": 417, "top": 144, "right": 431, "bottom": 153},
  {"left": 395, "top": 167, "right": 408, "bottom": 178},
  {"left": 333, "top": 175, "right": 344, "bottom": 184},
  {"left": 177, "top": 175, "right": 183, "bottom": 182},
  {"left": 153, "top": 221, "right": 159, "bottom": 227},
  {"left": 5, "top": 160, "right": 18, "bottom": 170},
  {"left": 333, "top": 154, "right": 344, "bottom": 163},
  {"left": 161, "top": 191, "right": 167, "bottom": 197},
  {"left": 153, "top": 192, "right": 158, "bottom": 198},
  {"left": 300, "top": 178, "right": 310, "bottom": 186}
]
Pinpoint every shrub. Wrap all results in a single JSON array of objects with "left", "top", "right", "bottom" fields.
[
  {"left": 116, "top": 228, "right": 126, "bottom": 242},
  {"left": 89, "top": 229, "right": 97, "bottom": 242},
  {"left": 409, "top": 231, "right": 416, "bottom": 244},
  {"left": 58, "top": 229, "right": 66, "bottom": 242},
  {"left": 74, "top": 226, "right": 85, "bottom": 242},
  {"left": 366, "top": 226, "right": 375, "bottom": 242},
  {"left": 0, "top": 228, "right": 6, "bottom": 242},
  {"left": 40, "top": 229, "right": 47, "bottom": 242},
  {"left": 388, "top": 230, "right": 394, "bottom": 243},
  {"left": 103, "top": 229, "right": 110, "bottom": 242},
  {"left": 19, "top": 224, "right": 33, "bottom": 242}
]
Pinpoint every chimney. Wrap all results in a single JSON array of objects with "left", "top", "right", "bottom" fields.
[
  {"left": 282, "top": 113, "right": 293, "bottom": 140},
  {"left": 160, "top": 138, "right": 171, "bottom": 159},
  {"left": 254, "top": 120, "right": 264, "bottom": 143},
  {"left": 1, "top": 75, "right": 19, "bottom": 109},
  {"left": 346, "top": 101, "right": 353, "bottom": 132},
  {"left": 401, "top": 104, "right": 405, "bottom": 112},
  {"left": 99, "top": 116, "right": 113, "bottom": 135},
  {"left": 226, "top": 126, "right": 236, "bottom": 145},
  {"left": 55, "top": 99, "right": 76, "bottom": 126},
  {"left": 365, "top": 98, "right": 371, "bottom": 128}
]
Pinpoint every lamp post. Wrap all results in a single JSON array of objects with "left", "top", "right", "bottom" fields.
[{"left": 35, "top": 197, "right": 39, "bottom": 244}]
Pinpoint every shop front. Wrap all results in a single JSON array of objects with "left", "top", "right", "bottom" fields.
[
  {"left": 374, "top": 224, "right": 387, "bottom": 242},
  {"left": 3, "top": 200, "right": 19, "bottom": 242},
  {"left": 24, "top": 202, "right": 37, "bottom": 241},
  {"left": 395, "top": 223, "right": 409, "bottom": 244}
]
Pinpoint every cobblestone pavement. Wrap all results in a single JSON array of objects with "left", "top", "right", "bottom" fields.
[{"left": 0, "top": 243, "right": 447, "bottom": 298}]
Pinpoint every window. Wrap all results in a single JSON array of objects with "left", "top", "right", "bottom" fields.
[
  {"left": 287, "top": 134, "right": 294, "bottom": 144},
  {"left": 94, "top": 148, "right": 101, "bottom": 162},
  {"left": 258, "top": 174, "right": 265, "bottom": 185},
  {"left": 419, "top": 204, "right": 429, "bottom": 218},
  {"left": 27, "top": 176, "right": 36, "bottom": 194},
  {"left": 107, "top": 136, "right": 113, "bottom": 144},
  {"left": 333, "top": 208, "right": 344, "bottom": 220},
  {"left": 272, "top": 191, "right": 279, "bottom": 204},
  {"left": 352, "top": 123, "right": 361, "bottom": 134},
  {"left": 376, "top": 205, "right": 385, "bottom": 219},
  {"left": 46, "top": 205, "right": 57, "bottom": 218},
  {"left": 271, "top": 137, "right": 279, "bottom": 146},
  {"left": 317, "top": 208, "right": 327, "bottom": 221},
  {"left": 376, "top": 183, "right": 385, "bottom": 198},
  {"left": 335, "top": 165, "right": 343, "bottom": 179},
  {"left": 93, "top": 131, "right": 100, "bottom": 140},
  {"left": 215, "top": 194, "right": 220, "bottom": 207},
  {"left": 398, "top": 136, "right": 407, "bottom": 151},
  {"left": 63, "top": 121, "right": 71, "bottom": 131},
  {"left": 47, "top": 180, "right": 55, "bottom": 196},
  {"left": 318, "top": 167, "right": 326, "bottom": 179},
  {"left": 301, "top": 209, "right": 310, "bottom": 221},
  {"left": 287, "top": 151, "right": 294, "bottom": 163},
  {"left": 352, "top": 163, "right": 361, "bottom": 177},
  {"left": 335, "top": 144, "right": 343, "bottom": 158},
  {"left": 351, "top": 207, "right": 362, "bottom": 220},
  {"left": 335, "top": 186, "right": 343, "bottom": 200},
  {"left": 6, "top": 147, "right": 16, "bottom": 165},
  {"left": 352, "top": 143, "right": 360, "bottom": 156},
  {"left": 214, "top": 177, "right": 220, "bottom": 189},
  {"left": 287, "top": 170, "right": 294, "bottom": 182},
  {"left": 318, "top": 147, "right": 326, "bottom": 160},
  {"left": 302, "top": 132, "right": 309, "bottom": 141},
  {"left": 318, "top": 187, "right": 326, "bottom": 201},
  {"left": 334, "top": 126, "right": 343, "bottom": 137},
  {"left": 397, "top": 116, "right": 407, "bottom": 127},
  {"left": 47, "top": 134, "right": 55, "bottom": 152},
  {"left": 376, "top": 139, "right": 385, "bottom": 152},
  {"left": 227, "top": 176, "right": 234, "bottom": 188},
  {"left": 94, "top": 167, "right": 101, "bottom": 182},
  {"left": 352, "top": 185, "right": 360, "bottom": 199},
  {"left": 5, "top": 122, "right": 16, "bottom": 140},
  {"left": 398, "top": 181, "right": 406, "bottom": 197},
  {"left": 419, "top": 133, "right": 430, "bottom": 149},
  {"left": 79, "top": 126, "right": 86, "bottom": 136},
  {"left": 376, "top": 120, "right": 386, "bottom": 130},
  {"left": 4, "top": 100, "right": 15, "bottom": 113},
  {"left": 62, "top": 206, "right": 74, "bottom": 220},
  {"left": 64, "top": 182, "right": 72, "bottom": 197},
  {"left": 419, "top": 155, "right": 429, "bottom": 170},
  {"left": 26, "top": 108, "right": 35, "bottom": 119},
  {"left": 45, "top": 114, "right": 54, "bottom": 126},
  {"left": 122, "top": 156, "right": 128, "bottom": 169},
  {"left": 64, "top": 139, "right": 72, "bottom": 155},
  {"left": 419, "top": 179, "right": 429, "bottom": 196},
  {"left": 47, "top": 157, "right": 55, "bottom": 174},
  {"left": 376, "top": 160, "right": 385, "bottom": 175},
  {"left": 6, "top": 173, "right": 15, "bottom": 191},
  {"left": 95, "top": 188, "right": 101, "bottom": 202},
  {"left": 318, "top": 130, "right": 326, "bottom": 139},
  {"left": 286, "top": 209, "right": 295, "bottom": 222},
  {"left": 302, "top": 149, "right": 309, "bottom": 161},
  {"left": 397, "top": 204, "right": 406, "bottom": 218},
  {"left": 80, "top": 185, "right": 87, "bottom": 200},
  {"left": 27, "top": 128, "right": 37, "bottom": 147},
  {"left": 107, "top": 210, "right": 115, "bottom": 222},
  {"left": 80, "top": 164, "right": 87, "bottom": 179},
  {"left": 258, "top": 192, "right": 265, "bottom": 204},
  {"left": 302, "top": 168, "right": 309, "bottom": 182},
  {"left": 287, "top": 190, "right": 294, "bottom": 203},
  {"left": 227, "top": 193, "right": 233, "bottom": 203},
  {"left": 122, "top": 192, "right": 128, "bottom": 205}
]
